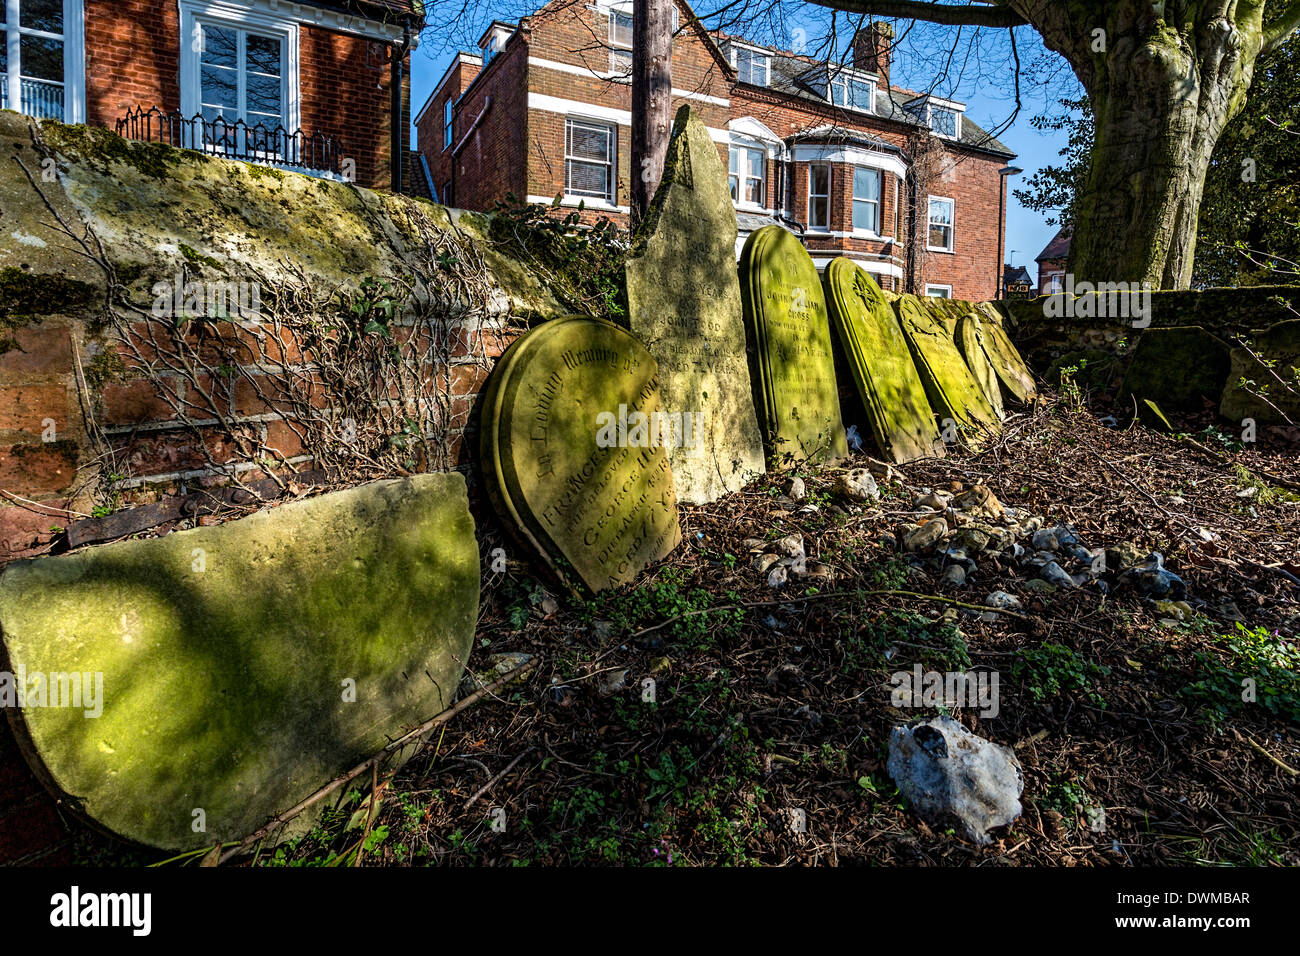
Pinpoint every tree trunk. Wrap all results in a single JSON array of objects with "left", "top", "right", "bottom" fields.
[
  {"left": 631, "top": 0, "right": 673, "bottom": 226},
  {"left": 1058, "top": 15, "right": 1260, "bottom": 289}
]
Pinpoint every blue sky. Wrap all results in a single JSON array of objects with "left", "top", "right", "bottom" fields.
[{"left": 408, "top": 15, "right": 1073, "bottom": 284}]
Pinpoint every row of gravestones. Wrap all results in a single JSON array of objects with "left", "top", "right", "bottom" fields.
[
  {"left": 0, "top": 107, "right": 1038, "bottom": 855},
  {"left": 481, "top": 106, "right": 1038, "bottom": 594}
]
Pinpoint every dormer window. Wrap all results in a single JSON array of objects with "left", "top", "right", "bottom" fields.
[
  {"left": 730, "top": 44, "right": 769, "bottom": 86},
  {"left": 929, "top": 107, "right": 958, "bottom": 137},
  {"left": 802, "top": 67, "right": 875, "bottom": 114},
  {"left": 906, "top": 96, "right": 964, "bottom": 139},
  {"left": 479, "top": 22, "right": 513, "bottom": 69}
]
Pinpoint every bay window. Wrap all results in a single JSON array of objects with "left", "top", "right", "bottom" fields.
[
  {"left": 808, "top": 164, "right": 830, "bottom": 230},
  {"left": 729, "top": 144, "right": 765, "bottom": 207},
  {"left": 852, "top": 166, "right": 880, "bottom": 233}
]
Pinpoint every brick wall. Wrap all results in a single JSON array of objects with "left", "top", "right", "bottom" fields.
[{"left": 84, "top": 0, "right": 410, "bottom": 191}]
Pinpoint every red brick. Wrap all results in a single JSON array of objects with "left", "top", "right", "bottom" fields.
[
  {"left": 0, "top": 442, "right": 79, "bottom": 495},
  {"left": 101, "top": 378, "right": 176, "bottom": 426},
  {"left": 0, "top": 384, "right": 69, "bottom": 436},
  {"left": 0, "top": 325, "right": 74, "bottom": 377}
]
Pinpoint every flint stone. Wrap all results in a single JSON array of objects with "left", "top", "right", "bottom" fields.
[
  {"left": 905, "top": 519, "right": 948, "bottom": 552},
  {"left": 0, "top": 474, "right": 479, "bottom": 851},
  {"left": 481, "top": 315, "right": 682, "bottom": 592},
  {"left": 895, "top": 294, "right": 1001, "bottom": 440},
  {"left": 834, "top": 467, "right": 880, "bottom": 501},
  {"left": 739, "top": 225, "right": 849, "bottom": 468},
  {"left": 887, "top": 715, "right": 1024, "bottom": 845},
  {"left": 626, "top": 107, "right": 767, "bottom": 503},
  {"left": 822, "top": 259, "right": 945, "bottom": 462}
]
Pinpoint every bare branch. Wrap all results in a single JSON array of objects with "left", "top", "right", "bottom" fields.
[{"left": 802, "top": 0, "right": 1025, "bottom": 28}]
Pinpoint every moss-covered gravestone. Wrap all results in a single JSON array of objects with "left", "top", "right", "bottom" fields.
[
  {"left": 822, "top": 258, "right": 944, "bottom": 462},
  {"left": 1219, "top": 319, "right": 1300, "bottom": 426},
  {"left": 625, "top": 107, "right": 766, "bottom": 504},
  {"left": 739, "top": 225, "right": 848, "bottom": 467},
  {"left": 0, "top": 473, "right": 478, "bottom": 851},
  {"left": 970, "top": 303, "right": 1038, "bottom": 404},
  {"left": 895, "top": 293, "right": 1000, "bottom": 440},
  {"left": 481, "top": 315, "right": 681, "bottom": 592},
  {"left": 956, "top": 312, "right": 1006, "bottom": 420},
  {"left": 1118, "top": 325, "right": 1232, "bottom": 414}
]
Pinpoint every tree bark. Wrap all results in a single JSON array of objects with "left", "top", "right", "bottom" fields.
[
  {"left": 631, "top": 0, "right": 673, "bottom": 226},
  {"left": 1063, "top": 12, "right": 1258, "bottom": 288}
]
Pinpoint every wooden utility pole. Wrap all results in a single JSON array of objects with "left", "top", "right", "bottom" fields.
[{"left": 630, "top": 0, "right": 673, "bottom": 226}]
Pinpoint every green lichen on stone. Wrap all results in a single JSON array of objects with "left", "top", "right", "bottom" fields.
[
  {"left": 177, "top": 243, "right": 227, "bottom": 275},
  {"left": 895, "top": 293, "right": 1000, "bottom": 440},
  {"left": 0, "top": 266, "right": 98, "bottom": 326},
  {"left": 822, "top": 258, "right": 944, "bottom": 463},
  {"left": 1117, "top": 326, "right": 1232, "bottom": 413},
  {"left": 0, "top": 473, "right": 479, "bottom": 852},
  {"left": 41, "top": 120, "right": 193, "bottom": 180}
]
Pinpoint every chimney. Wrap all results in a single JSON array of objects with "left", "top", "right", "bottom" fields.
[{"left": 852, "top": 22, "right": 894, "bottom": 88}]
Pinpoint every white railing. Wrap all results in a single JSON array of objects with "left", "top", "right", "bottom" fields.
[{"left": 19, "top": 77, "right": 65, "bottom": 122}]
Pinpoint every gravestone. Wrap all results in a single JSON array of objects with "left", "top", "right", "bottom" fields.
[
  {"left": 895, "top": 293, "right": 1001, "bottom": 440},
  {"left": 956, "top": 312, "right": 1007, "bottom": 420},
  {"left": 0, "top": 473, "right": 479, "bottom": 851},
  {"left": 625, "top": 106, "right": 766, "bottom": 504},
  {"left": 1118, "top": 325, "right": 1232, "bottom": 413},
  {"left": 1219, "top": 319, "right": 1300, "bottom": 426},
  {"left": 739, "top": 225, "right": 848, "bottom": 467},
  {"left": 972, "top": 302, "right": 1038, "bottom": 404},
  {"left": 822, "top": 258, "right": 945, "bottom": 462},
  {"left": 481, "top": 315, "right": 681, "bottom": 592}
]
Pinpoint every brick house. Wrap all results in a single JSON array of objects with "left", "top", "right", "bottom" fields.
[
  {"left": 1035, "top": 226, "right": 1070, "bottom": 294},
  {"left": 1, "top": 0, "right": 423, "bottom": 191},
  {"left": 416, "top": 1, "right": 1017, "bottom": 300}
]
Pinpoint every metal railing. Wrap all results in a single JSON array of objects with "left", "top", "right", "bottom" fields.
[
  {"left": 115, "top": 107, "right": 345, "bottom": 176},
  {"left": 0, "top": 76, "right": 65, "bottom": 121}
]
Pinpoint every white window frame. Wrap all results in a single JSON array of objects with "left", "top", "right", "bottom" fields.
[
  {"left": 927, "top": 195, "right": 955, "bottom": 253},
  {"left": 852, "top": 165, "right": 881, "bottom": 235},
  {"left": 564, "top": 116, "right": 616, "bottom": 204},
  {"left": 179, "top": 0, "right": 300, "bottom": 135},
  {"left": 3, "top": 0, "right": 86, "bottom": 123},
  {"left": 928, "top": 105, "right": 960, "bottom": 139},
  {"left": 729, "top": 142, "right": 766, "bottom": 209},
  {"left": 925, "top": 284, "right": 953, "bottom": 298},
  {"left": 1042, "top": 271, "right": 1064, "bottom": 294},
  {"left": 729, "top": 43, "right": 769, "bottom": 87},
  {"left": 807, "top": 163, "right": 831, "bottom": 232},
  {"left": 830, "top": 72, "right": 875, "bottom": 113},
  {"left": 443, "top": 98, "right": 453, "bottom": 150}
]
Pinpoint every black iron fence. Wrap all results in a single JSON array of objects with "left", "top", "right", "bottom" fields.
[{"left": 116, "top": 107, "right": 346, "bottom": 177}]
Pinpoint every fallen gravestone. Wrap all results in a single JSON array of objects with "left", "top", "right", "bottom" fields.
[
  {"left": 481, "top": 315, "right": 682, "bottom": 592},
  {"left": 739, "top": 225, "right": 848, "bottom": 467},
  {"left": 625, "top": 106, "right": 766, "bottom": 504},
  {"left": 0, "top": 473, "right": 479, "bottom": 851},
  {"left": 822, "top": 258, "right": 944, "bottom": 462},
  {"left": 887, "top": 714, "right": 1024, "bottom": 845},
  {"left": 895, "top": 293, "right": 1000, "bottom": 440}
]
